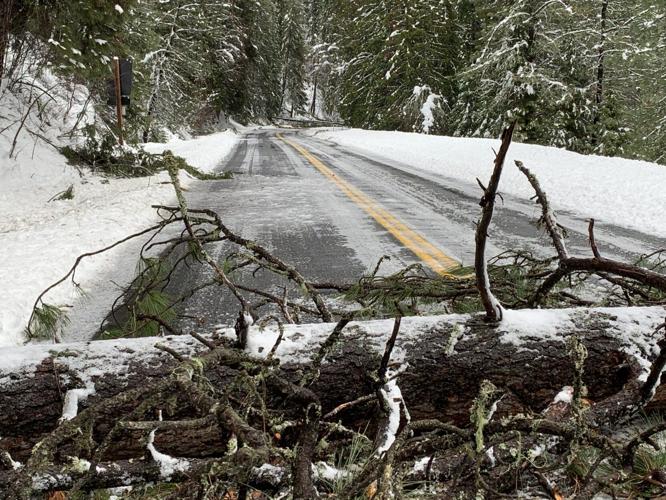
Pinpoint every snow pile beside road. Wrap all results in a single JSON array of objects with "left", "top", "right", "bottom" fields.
[
  {"left": 309, "top": 129, "right": 666, "bottom": 238},
  {"left": 0, "top": 83, "right": 185, "bottom": 347},
  {"left": 0, "top": 74, "right": 245, "bottom": 347},
  {"left": 144, "top": 130, "right": 239, "bottom": 173}
]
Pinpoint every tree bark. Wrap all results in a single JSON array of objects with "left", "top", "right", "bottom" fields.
[
  {"left": 475, "top": 122, "right": 515, "bottom": 320},
  {"left": 0, "top": 0, "right": 14, "bottom": 82},
  {"left": 1, "top": 307, "right": 665, "bottom": 463},
  {"left": 595, "top": 0, "right": 609, "bottom": 122}
]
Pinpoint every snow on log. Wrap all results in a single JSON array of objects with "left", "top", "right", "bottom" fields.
[{"left": 1, "top": 307, "right": 665, "bottom": 463}]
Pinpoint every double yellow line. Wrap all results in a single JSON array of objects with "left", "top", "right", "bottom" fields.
[{"left": 276, "top": 133, "right": 459, "bottom": 276}]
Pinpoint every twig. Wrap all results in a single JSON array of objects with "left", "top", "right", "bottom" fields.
[
  {"left": 137, "top": 314, "right": 179, "bottom": 337},
  {"left": 323, "top": 394, "right": 376, "bottom": 420},
  {"left": 378, "top": 315, "right": 402, "bottom": 383},
  {"left": 154, "top": 204, "right": 333, "bottom": 322},
  {"left": 164, "top": 161, "right": 251, "bottom": 315},
  {"left": 26, "top": 221, "right": 174, "bottom": 341},
  {"left": 9, "top": 83, "right": 58, "bottom": 158},
  {"left": 155, "top": 344, "right": 185, "bottom": 362},
  {"left": 515, "top": 160, "right": 569, "bottom": 260},
  {"left": 301, "top": 317, "right": 351, "bottom": 386},
  {"left": 516, "top": 162, "right": 666, "bottom": 305},
  {"left": 190, "top": 331, "right": 217, "bottom": 350}
]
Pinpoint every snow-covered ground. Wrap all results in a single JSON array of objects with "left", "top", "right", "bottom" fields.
[
  {"left": 144, "top": 129, "right": 239, "bottom": 173},
  {"left": 0, "top": 80, "right": 240, "bottom": 347},
  {"left": 308, "top": 129, "right": 666, "bottom": 238}
]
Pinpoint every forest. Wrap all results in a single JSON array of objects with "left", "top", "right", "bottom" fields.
[
  {"left": 2, "top": 1, "right": 666, "bottom": 499},
  {"left": 1, "top": 0, "right": 664, "bottom": 162}
]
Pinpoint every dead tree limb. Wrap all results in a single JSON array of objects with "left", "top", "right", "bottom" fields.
[
  {"left": 475, "top": 122, "right": 516, "bottom": 321},
  {"left": 515, "top": 160, "right": 569, "bottom": 260},
  {"left": 515, "top": 160, "right": 666, "bottom": 307}
]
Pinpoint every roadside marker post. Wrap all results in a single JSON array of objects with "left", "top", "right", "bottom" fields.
[
  {"left": 112, "top": 57, "right": 124, "bottom": 146},
  {"left": 108, "top": 58, "right": 132, "bottom": 146}
]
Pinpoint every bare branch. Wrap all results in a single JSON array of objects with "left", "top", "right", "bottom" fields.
[{"left": 475, "top": 122, "right": 516, "bottom": 321}]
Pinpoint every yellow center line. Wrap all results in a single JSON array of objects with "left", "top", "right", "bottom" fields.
[{"left": 276, "top": 133, "right": 460, "bottom": 276}]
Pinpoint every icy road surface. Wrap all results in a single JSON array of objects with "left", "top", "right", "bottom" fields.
[{"left": 165, "top": 128, "right": 666, "bottom": 332}]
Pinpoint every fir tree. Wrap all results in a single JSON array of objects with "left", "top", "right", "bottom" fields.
[
  {"left": 336, "top": 0, "right": 463, "bottom": 133},
  {"left": 22, "top": 0, "right": 135, "bottom": 79},
  {"left": 278, "top": 0, "right": 307, "bottom": 116}
]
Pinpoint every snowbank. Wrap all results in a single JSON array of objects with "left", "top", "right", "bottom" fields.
[
  {"left": 0, "top": 78, "right": 241, "bottom": 347},
  {"left": 308, "top": 129, "right": 666, "bottom": 238},
  {"left": 0, "top": 85, "right": 183, "bottom": 346},
  {"left": 144, "top": 130, "right": 239, "bottom": 173}
]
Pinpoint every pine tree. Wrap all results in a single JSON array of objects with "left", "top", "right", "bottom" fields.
[
  {"left": 278, "top": 0, "right": 307, "bottom": 116},
  {"left": 336, "top": 0, "right": 463, "bottom": 133},
  {"left": 131, "top": 0, "right": 246, "bottom": 140},
  {"left": 304, "top": 0, "right": 341, "bottom": 118},
  {"left": 233, "top": 0, "right": 282, "bottom": 119},
  {"left": 21, "top": 0, "right": 135, "bottom": 79},
  {"left": 453, "top": 0, "right": 570, "bottom": 142},
  {"left": 591, "top": 0, "right": 665, "bottom": 161}
]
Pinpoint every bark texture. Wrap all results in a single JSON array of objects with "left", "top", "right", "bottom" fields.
[{"left": 1, "top": 307, "right": 665, "bottom": 464}]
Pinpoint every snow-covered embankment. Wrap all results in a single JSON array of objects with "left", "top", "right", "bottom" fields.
[{"left": 0, "top": 84, "right": 239, "bottom": 346}]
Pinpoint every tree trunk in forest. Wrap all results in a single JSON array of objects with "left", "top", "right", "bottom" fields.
[
  {"left": 142, "top": 1, "right": 183, "bottom": 143},
  {"left": 310, "top": 77, "right": 318, "bottom": 116},
  {"left": 594, "top": 0, "right": 609, "bottom": 125},
  {"left": 0, "top": 0, "right": 14, "bottom": 81},
  {"left": 2, "top": 307, "right": 665, "bottom": 464}
]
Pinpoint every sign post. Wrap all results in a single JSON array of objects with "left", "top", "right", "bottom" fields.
[{"left": 113, "top": 57, "right": 124, "bottom": 146}]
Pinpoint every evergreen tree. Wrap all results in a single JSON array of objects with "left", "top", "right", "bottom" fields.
[
  {"left": 335, "top": 0, "right": 463, "bottom": 133},
  {"left": 233, "top": 0, "right": 282, "bottom": 119},
  {"left": 453, "top": 0, "right": 574, "bottom": 142},
  {"left": 131, "top": 0, "right": 246, "bottom": 140},
  {"left": 278, "top": 0, "right": 307, "bottom": 116},
  {"left": 305, "top": 0, "right": 340, "bottom": 117},
  {"left": 15, "top": 0, "right": 135, "bottom": 79}
]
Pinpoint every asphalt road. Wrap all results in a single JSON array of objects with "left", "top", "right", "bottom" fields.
[{"left": 167, "top": 128, "right": 666, "bottom": 333}]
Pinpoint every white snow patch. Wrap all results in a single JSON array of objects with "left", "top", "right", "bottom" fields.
[
  {"left": 252, "top": 463, "right": 286, "bottom": 486},
  {"left": 413, "top": 456, "right": 431, "bottom": 473},
  {"left": 114, "top": 4, "right": 124, "bottom": 14},
  {"left": 144, "top": 130, "right": 240, "bottom": 173},
  {"left": 553, "top": 386, "right": 573, "bottom": 405},
  {"left": 226, "top": 314, "right": 467, "bottom": 364},
  {"left": 499, "top": 308, "right": 572, "bottom": 346},
  {"left": 60, "top": 386, "right": 96, "bottom": 421},
  {"left": 376, "top": 378, "right": 403, "bottom": 455},
  {"left": 486, "top": 446, "right": 496, "bottom": 467},
  {"left": 313, "top": 461, "right": 350, "bottom": 482},
  {"left": 413, "top": 86, "right": 442, "bottom": 134},
  {"left": 528, "top": 443, "right": 546, "bottom": 459},
  {"left": 147, "top": 430, "right": 190, "bottom": 478},
  {"left": 607, "top": 307, "right": 666, "bottom": 381}
]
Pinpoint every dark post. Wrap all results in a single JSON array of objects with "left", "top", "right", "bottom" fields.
[{"left": 113, "top": 57, "right": 124, "bottom": 146}]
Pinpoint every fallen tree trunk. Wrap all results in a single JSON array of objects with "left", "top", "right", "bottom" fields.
[{"left": 1, "top": 307, "right": 665, "bottom": 464}]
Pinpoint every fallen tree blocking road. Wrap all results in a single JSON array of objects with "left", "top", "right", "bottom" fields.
[
  {"left": 4, "top": 128, "right": 666, "bottom": 497},
  {"left": 2, "top": 306, "right": 665, "bottom": 465}
]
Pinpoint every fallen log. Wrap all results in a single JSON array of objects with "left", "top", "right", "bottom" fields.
[{"left": 1, "top": 307, "right": 665, "bottom": 464}]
